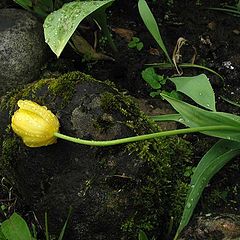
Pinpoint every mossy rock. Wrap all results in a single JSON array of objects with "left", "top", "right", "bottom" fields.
[{"left": 0, "top": 71, "right": 193, "bottom": 239}]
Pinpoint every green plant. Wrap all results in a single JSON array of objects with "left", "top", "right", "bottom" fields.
[
  {"left": 44, "top": 0, "right": 116, "bottom": 57},
  {"left": 0, "top": 209, "right": 72, "bottom": 240},
  {"left": 128, "top": 37, "right": 144, "bottom": 51},
  {"left": 0, "top": 213, "right": 35, "bottom": 240},
  {"left": 142, "top": 68, "right": 216, "bottom": 110},
  {"left": 207, "top": 0, "right": 240, "bottom": 17},
  {"left": 13, "top": 0, "right": 55, "bottom": 17},
  {"left": 138, "top": 0, "right": 172, "bottom": 64},
  {"left": 138, "top": 230, "right": 149, "bottom": 240},
  {"left": 141, "top": 67, "right": 180, "bottom": 98},
  {"left": 152, "top": 94, "right": 240, "bottom": 239},
  {"left": 138, "top": 0, "right": 223, "bottom": 81},
  {"left": 14, "top": 0, "right": 117, "bottom": 58}
]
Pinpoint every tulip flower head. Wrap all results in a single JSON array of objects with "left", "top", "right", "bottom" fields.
[{"left": 11, "top": 100, "right": 59, "bottom": 147}]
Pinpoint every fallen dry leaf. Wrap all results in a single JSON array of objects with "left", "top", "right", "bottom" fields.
[
  {"left": 112, "top": 28, "right": 136, "bottom": 42},
  {"left": 71, "top": 33, "right": 115, "bottom": 61},
  {"left": 148, "top": 47, "right": 160, "bottom": 56}
]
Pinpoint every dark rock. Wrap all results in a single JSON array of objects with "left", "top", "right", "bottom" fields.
[
  {"left": 0, "top": 72, "right": 193, "bottom": 239},
  {"left": 179, "top": 213, "right": 240, "bottom": 240},
  {"left": 0, "top": 9, "right": 48, "bottom": 96}
]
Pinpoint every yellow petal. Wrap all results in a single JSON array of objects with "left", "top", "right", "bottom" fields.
[{"left": 11, "top": 100, "right": 60, "bottom": 147}]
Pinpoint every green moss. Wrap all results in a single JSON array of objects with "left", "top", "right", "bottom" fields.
[
  {"left": 119, "top": 137, "right": 193, "bottom": 238},
  {"left": 100, "top": 92, "right": 159, "bottom": 133},
  {"left": 169, "top": 181, "right": 190, "bottom": 225},
  {"left": 0, "top": 137, "right": 20, "bottom": 183}
]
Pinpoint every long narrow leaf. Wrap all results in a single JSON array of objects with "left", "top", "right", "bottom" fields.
[
  {"left": 138, "top": 0, "right": 172, "bottom": 64},
  {"left": 207, "top": 7, "right": 240, "bottom": 17},
  {"left": 174, "top": 139, "right": 240, "bottom": 239},
  {"left": 161, "top": 94, "right": 240, "bottom": 142},
  {"left": 150, "top": 113, "right": 181, "bottom": 122},
  {"left": 58, "top": 207, "right": 72, "bottom": 240},
  {"left": 44, "top": 0, "right": 114, "bottom": 57},
  {"left": 13, "top": 0, "right": 32, "bottom": 10}
]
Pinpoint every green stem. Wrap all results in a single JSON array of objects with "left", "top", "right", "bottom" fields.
[
  {"left": 145, "top": 63, "right": 224, "bottom": 81},
  {"left": 45, "top": 212, "right": 49, "bottom": 240},
  {"left": 54, "top": 125, "right": 235, "bottom": 147},
  {"left": 93, "top": 10, "right": 118, "bottom": 53}
]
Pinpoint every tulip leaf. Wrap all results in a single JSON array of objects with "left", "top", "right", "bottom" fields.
[
  {"left": 169, "top": 74, "right": 216, "bottom": 111},
  {"left": 44, "top": 0, "right": 114, "bottom": 57},
  {"left": 1, "top": 213, "right": 32, "bottom": 240},
  {"left": 0, "top": 229, "right": 7, "bottom": 240},
  {"left": 174, "top": 139, "right": 240, "bottom": 239},
  {"left": 138, "top": 0, "right": 172, "bottom": 64},
  {"left": 13, "top": 0, "right": 32, "bottom": 10},
  {"left": 150, "top": 113, "right": 181, "bottom": 122},
  {"left": 161, "top": 94, "right": 240, "bottom": 142}
]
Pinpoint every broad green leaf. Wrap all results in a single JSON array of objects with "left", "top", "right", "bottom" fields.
[
  {"left": 174, "top": 139, "right": 240, "bottom": 239},
  {"left": 161, "top": 94, "right": 240, "bottom": 142},
  {"left": 44, "top": 0, "right": 114, "bottom": 57},
  {"left": 169, "top": 74, "right": 216, "bottom": 111},
  {"left": 138, "top": 0, "right": 172, "bottom": 64},
  {"left": 0, "top": 229, "right": 7, "bottom": 240},
  {"left": 1, "top": 213, "right": 32, "bottom": 240}
]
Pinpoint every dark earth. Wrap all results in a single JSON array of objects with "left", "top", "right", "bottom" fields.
[{"left": 0, "top": 0, "right": 240, "bottom": 239}]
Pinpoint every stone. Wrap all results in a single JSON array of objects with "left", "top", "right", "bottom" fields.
[
  {"left": 179, "top": 213, "right": 240, "bottom": 240},
  {"left": 0, "top": 9, "right": 47, "bottom": 96},
  {"left": 0, "top": 72, "right": 193, "bottom": 239}
]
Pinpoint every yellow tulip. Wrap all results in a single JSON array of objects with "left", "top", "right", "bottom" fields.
[{"left": 11, "top": 100, "right": 60, "bottom": 147}]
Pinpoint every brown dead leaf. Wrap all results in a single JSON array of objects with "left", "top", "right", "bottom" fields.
[
  {"left": 112, "top": 28, "right": 136, "bottom": 42},
  {"left": 71, "top": 33, "right": 115, "bottom": 61},
  {"left": 148, "top": 47, "right": 160, "bottom": 56}
]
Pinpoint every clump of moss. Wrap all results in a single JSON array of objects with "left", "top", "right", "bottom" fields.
[
  {"left": 0, "top": 137, "right": 20, "bottom": 184},
  {"left": 118, "top": 138, "right": 193, "bottom": 239}
]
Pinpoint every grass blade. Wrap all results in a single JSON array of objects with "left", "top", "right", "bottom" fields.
[
  {"left": 57, "top": 207, "right": 72, "bottom": 240},
  {"left": 174, "top": 139, "right": 240, "bottom": 239},
  {"left": 207, "top": 7, "right": 240, "bottom": 17}
]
